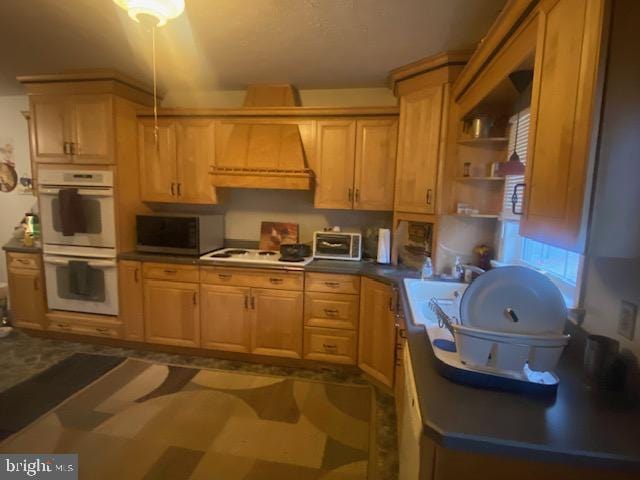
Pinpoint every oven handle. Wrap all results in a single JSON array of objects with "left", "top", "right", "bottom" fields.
[
  {"left": 43, "top": 257, "right": 116, "bottom": 268},
  {"left": 38, "top": 187, "right": 113, "bottom": 197}
]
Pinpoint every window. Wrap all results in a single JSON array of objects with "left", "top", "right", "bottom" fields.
[{"left": 497, "top": 109, "right": 583, "bottom": 307}]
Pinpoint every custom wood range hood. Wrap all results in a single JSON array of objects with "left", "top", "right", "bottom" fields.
[{"left": 210, "top": 84, "right": 313, "bottom": 190}]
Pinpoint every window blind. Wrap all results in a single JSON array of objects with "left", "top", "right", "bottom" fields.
[{"left": 502, "top": 108, "right": 530, "bottom": 219}]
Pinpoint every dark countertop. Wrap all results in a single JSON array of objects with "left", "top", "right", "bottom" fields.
[
  {"left": 117, "top": 250, "right": 640, "bottom": 470},
  {"left": 2, "top": 238, "right": 42, "bottom": 254}
]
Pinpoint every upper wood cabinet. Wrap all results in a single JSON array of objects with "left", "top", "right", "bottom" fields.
[
  {"left": 314, "top": 118, "right": 397, "bottom": 211},
  {"left": 314, "top": 120, "right": 357, "bottom": 209},
  {"left": 30, "top": 95, "right": 113, "bottom": 164},
  {"left": 394, "top": 85, "right": 445, "bottom": 214},
  {"left": 358, "top": 277, "right": 397, "bottom": 388},
  {"left": 520, "top": 0, "right": 606, "bottom": 252},
  {"left": 138, "top": 118, "right": 217, "bottom": 204},
  {"left": 5, "top": 252, "right": 47, "bottom": 330}
]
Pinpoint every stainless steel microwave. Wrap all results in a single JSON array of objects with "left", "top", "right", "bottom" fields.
[
  {"left": 312, "top": 231, "right": 362, "bottom": 261},
  {"left": 136, "top": 213, "right": 224, "bottom": 255}
]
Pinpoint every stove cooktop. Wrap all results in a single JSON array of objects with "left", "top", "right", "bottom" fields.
[{"left": 200, "top": 248, "right": 314, "bottom": 268}]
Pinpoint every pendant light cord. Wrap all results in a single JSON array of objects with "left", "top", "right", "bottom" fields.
[{"left": 152, "top": 25, "right": 159, "bottom": 148}]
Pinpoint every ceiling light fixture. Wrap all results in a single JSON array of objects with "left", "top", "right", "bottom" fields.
[
  {"left": 113, "top": 0, "right": 185, "bottom": 147},
  {"left": 113, "top": 0, "right": 185, "bottom": 27}
]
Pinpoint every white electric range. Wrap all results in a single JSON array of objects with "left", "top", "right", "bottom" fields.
[{"left": 200, "top": 248, "right": 314, "bottom": 268}]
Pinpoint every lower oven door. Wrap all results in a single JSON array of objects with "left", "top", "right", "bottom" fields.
[{"left": 43, "top": 255, "right": 119, "bottom": 316}]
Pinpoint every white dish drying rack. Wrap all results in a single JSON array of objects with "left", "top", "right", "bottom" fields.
[{"left": 428, "top": 297, "right": 570, "bottom": 374}]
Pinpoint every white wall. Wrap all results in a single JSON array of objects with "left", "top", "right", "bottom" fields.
[{"left": 0, "top": 96, "right": 37, "bottom": 284}]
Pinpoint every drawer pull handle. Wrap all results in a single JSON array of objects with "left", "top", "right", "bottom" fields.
[
  {"left": 193, "top": 292, "right": 197, "bottom": 306},
  {"left": 57, "top": 323, "right": 70, "bottom": 330},
  {"left": 324, "top": 308, "right": 339, "bottom": 316},
  {"left": 250, "top": 296, "right": 255, "bottom": 310},
  {"left": 244, "top": 295, "right": 249, "bottom": 309},
  {"left": 134, "top": 268, "right": 139, "bottom": 283},
  {"left": 323, "top": 343, "right": 338, "bottom": 351},
  {"left": 218, "top": 273, "right": 232, "bottom": 280},
  {"left": 96, "top": 327, "right": 109, "bottom": 334},
  {"left": 17, "top": 258, "right": 30, "bottom": 264},
  {"left": 269, "top": 278, "right": 283, "bottom": 284},
  {"left": 324, "top": 281, "right": 340, "bottom": 288},
  {"left": 164, "top": 269, "right": 177, "bottom": 275}
]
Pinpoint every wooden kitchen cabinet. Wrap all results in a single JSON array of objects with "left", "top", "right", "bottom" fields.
[
  {"left": 200, "top": 284, "right": 252, "bottom": 353},
  {"left": 314, "top": 120, "right": 357, "bottom": 209},
  {"left": 30, "top": 95, "right": 113, "bottom": 164},
  {"left": 6, "top": 253, "right": 46, "bottom": 330},
  {"left": 394, "top": 85, "right": 445, "bottom": 214},
  {"left": 143, "top": 279, "right": 200, "bottom": 347},
  {"left": 314, "top": 118, "right": 398, "bottom": 211},
  {"left": 118, "top": 260, "right": 144, "bottom": 341},
  {"left": 353, "top": 118, "right": 398, "bottom": 211},
  {"left": 138, "top": 118, "right": 217, "bottom": 204},
  {"left": 251, "top": 288, "right": 303, "bottom": 359},
  {"left": 520, "top": 0, "right": 606, "bottom": 252},
  {"left": 358, "top": 277, "right": 396, "bottom": 388}
]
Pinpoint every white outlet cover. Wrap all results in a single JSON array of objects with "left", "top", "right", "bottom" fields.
[{"left": 618, "top": 300, "right": 637, "bottom": 341}]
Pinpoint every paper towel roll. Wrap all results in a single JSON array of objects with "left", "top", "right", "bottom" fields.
[{"left": 377, "top": 228, "right": 391, "bottom": 264}]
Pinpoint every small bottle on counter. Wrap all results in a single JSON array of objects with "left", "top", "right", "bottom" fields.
[
  {"left": 421, "top": 257, "right": 433, "bottom": 280},
  {"left": 453, "top": 256, "right": 464, "bottom": 280}
]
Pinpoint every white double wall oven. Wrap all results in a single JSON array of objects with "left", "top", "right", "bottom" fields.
[{"left": 38, "top": 167, "right": 118, "bottom": 316}]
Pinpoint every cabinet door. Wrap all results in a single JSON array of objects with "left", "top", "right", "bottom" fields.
[
  {"left": 176, "top": 119, "right": 218, "bottom": 204},
  {"left": 30, "top": 97, "right": 69, "bottom": 163},
  {"left": 143, "top": 279, "right": 199, "bottom": 347},
  {"left": 138, "top": 119, "right": 178, "bottom": 203},
  {"left": 7, "top": 267, "right": 46, "bottom": 330},
  {"left": 69, "top": 95, "right": 113, "bottom": 164},
  {"left": 354, "top": 119, "right": 398, "bottom": 211},
  {"left": 200, "top": 284, "right": 251, "bottom": 353},
  {"left": 394, "top": 85, "right": 444, "bottom": 214},
  {"left": 314, "top": 120, "right": 356, "bottom": 209},
  {"left": 358, "top": 277, "right": 396, "bottom": 388},
  {"left": 251, "top": 288, "right": 303, "bottom": 359},
  {"left": 118, "top": 260, "right": 144, "bottom": 341},
  {"left": 520, "top": 0, "right": 606, "bottom": 252}
]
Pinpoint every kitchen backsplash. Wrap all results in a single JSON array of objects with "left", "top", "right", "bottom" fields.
[{"left": 150, "top": 188, "right": 392, "bottom": 244}]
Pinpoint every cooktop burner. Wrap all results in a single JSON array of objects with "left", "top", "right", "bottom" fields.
[
  {"left": 225, "top": 249, "right": 249, "bottom": 255},
  {"left": 200, "top": 248, "right": 313, "bottom": 268},
  {"left": 258, "top": 251, "right": 277, "bottom": 256}
]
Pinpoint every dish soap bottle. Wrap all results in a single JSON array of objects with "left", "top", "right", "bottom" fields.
[
  {"left": 421, "top": 257, "right": 433, "bottom": 280},
  {"left": 453, "top": 256, "right": 464, "bottom": 281}
]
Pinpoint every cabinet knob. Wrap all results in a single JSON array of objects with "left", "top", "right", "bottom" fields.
[
  {"left": 170, "top": 183, "right": 176, "bottom": 196},
  {"left": 355, "top": 188, "right": 360, "bottom": 203},
  {"left": 63, "top": 142, "right": 71, "bottom": 155},
  {"left": 134, "top": 268, "right": 139, "bottom": 283},
  {"left": 192, "top": 292, "right": 198, "bottom": 306},
  {"left": 177, "top": 183, "right": 182, "bottom": 197},
  {"left": 348, "top": 188, "right": 353, "bottom": 202},
  {"left": 244, "top": 294, "right": 249, "bottom": 309},
  {"left": 426, "top": 188, "right": 433, "bottom": 205}
]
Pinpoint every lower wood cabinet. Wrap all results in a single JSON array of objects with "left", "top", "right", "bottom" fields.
[
  {"left": 358, "top": 277, "right": 397, "bottom": 388},
  {"left": 303, "top": 327, "right": 357, "bottom": 365},
  {"left": 251, "top": 288, "right": 303, "bottom": 359},
  {"left": 5, "top": 252, "right": 47, "bottom": 330},
  {"left": 200, "top": 284, "right": 252, "bottom": 353},
  {"left": 118, "top": 260, "right": 144, "bottom": 341},
  {"left": 143, "top": 279, "right": 200, "bottom": 348}
]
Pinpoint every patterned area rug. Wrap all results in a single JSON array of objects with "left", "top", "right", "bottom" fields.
[{"left": 0, "top": 356, "right": 375, "bottom": 480}]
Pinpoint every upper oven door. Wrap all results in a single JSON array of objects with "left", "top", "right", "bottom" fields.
[
  {"left": 314, "top": 233, "right": 353, "bottom": 258},
  {"left": 136, "top": 215, "right": 198, "bottom": 254},
  {"left": 39, "top": 187, "right": 116, "bottom": 249}
]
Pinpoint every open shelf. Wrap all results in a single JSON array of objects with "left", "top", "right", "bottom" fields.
[
  {"left": 454, "top": 176, "right": 505, "bottom": 182},
  {"left": 458, "top": 137, "right": 509, "bottom": 146}
]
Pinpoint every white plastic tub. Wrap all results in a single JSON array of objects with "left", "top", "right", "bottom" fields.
[{"left": 453, "top": 324, "right": 569, "bottom": 372}]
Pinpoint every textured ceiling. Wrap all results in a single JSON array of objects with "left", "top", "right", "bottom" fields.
[{"left": 0, "top": 0, "right": 506, "bottom": 96}]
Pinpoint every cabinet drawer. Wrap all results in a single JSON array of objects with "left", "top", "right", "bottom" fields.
[
  {"left": 305, "top": 272, "right": 360, "bottom": 294},
  {"left": 304, "top": 292, "right": 359, "bottom": 330},
  {"left": 46, "top": 312, "right": 123, "bottom": 339},
  {"left": 303, "top": 327, "right": 357, "bottom": 365},
  {"left": 7, "top": 252, "right": 41, "bottom": 271},
  {"left": 143, "top": 263, "right": 199, "bottom": 283},
  {"left": 201, "top": 267, "right": 303, "bottom": 291}
]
